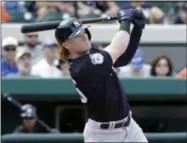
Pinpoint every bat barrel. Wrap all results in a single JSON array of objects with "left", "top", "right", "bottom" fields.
[{"left": 21, "top": 21, "right": 60, "bottom": 33}]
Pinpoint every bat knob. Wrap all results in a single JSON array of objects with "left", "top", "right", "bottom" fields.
[
  {"left": 3, "top": 93, "right": 10, "bottom": 99},
  {"left": 3, "top": 93, "right": 8, "bottom": 97}
]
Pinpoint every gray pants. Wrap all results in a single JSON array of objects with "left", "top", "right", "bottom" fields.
[{"left": 83, "top": 115, "right": 148, "bottom": 142}]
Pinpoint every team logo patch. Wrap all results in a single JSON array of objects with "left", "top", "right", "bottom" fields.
[{"left": 89, "top": 53, "right": 104, "bottom": 65}]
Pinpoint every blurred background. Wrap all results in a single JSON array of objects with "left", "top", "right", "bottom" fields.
[{"left": 1, "top": 1, "right": 187, "bottom": 143}]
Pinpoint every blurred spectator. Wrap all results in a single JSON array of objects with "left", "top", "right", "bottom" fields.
[
  {"left": 14, "top": 104, "right": 58, "bottom": 133},
  {"left": 174, "top": 5, "right": 187, "bottom": 24},
  {"left": 4, "top": 2, "right": 24, "bottom": 15},
  {"left": 148, "top": 6, "right": 165, "bottom": 24},
  {"left": 118, "top": 49, "right": 151, "bottom": 78},
  {"left": 77, "top": 1, "right": 102, "bottom": 18},
  {"left": 176, "top": 67, "right": 187, "bottom": 78},
  {"left": 24, "top": 1, "right": 38, "bottom": 21},
  {"left": 24, "top": 1, "right": 37, "bottom": 14},
  {"left": 105, "top": 1, "right": 173, "bottom": 24},
  {"left": 105, "top": 1, "right": 151, "bottom": 17},
  {"left": 95, "top": 1, "right": 109, "bottom": 13},
  {"left": 0, "top": 3, "right": 10, "bottom": 23},
  {"left": 36, "top": 1, "right": 74, "bottom": 22},
  {"left": 55, "top": 59, "right": 70, "bottom": 76},
  {"left": 6, "top": 48, "right": 37, "bottom": 78},
  {"left": 1, "top": 37, "right": 18, "bottom": 77},
  {"left": 3, "top": 1, "right": 30, "bottom": 23},
  {"left": 22, "top": 32, "right": 43, "bottom": 64},
  {"left": 59, "top": 2, "right": 76, "bottom": 16},
  {"left": 150, "top": 55, "right": 173, "bottom": 77},
  {"left": 31, "top": 39, "right": 62, "bottom": 78}
]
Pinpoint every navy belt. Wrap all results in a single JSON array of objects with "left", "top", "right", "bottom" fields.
[{"left": 100, "top": 114, "right": 131, "bottom": 129}]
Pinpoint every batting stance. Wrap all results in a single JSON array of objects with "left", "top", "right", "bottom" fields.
[{"left": 55, "top": 9, "right": 147, "bottom": 142}]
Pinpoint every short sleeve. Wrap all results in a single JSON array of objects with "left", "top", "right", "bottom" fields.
[{"left": 84, "top": 50, "right": 113, "bottom": 76}]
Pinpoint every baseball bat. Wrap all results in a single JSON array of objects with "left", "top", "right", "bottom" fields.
[
  {"left": 21, "top": 16, "right": 118, "bottom": 33},
  {"left": 3, "top": 93, "right": 54, "bottom": 132}
]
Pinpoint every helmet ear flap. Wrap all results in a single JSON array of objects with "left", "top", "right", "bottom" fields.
[{"left": 85, "top": 28, "right": 91, "bottom": 40}]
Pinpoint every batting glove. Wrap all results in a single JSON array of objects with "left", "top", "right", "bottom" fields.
[{"left": 132, "top": 9, "right": 146, "bottom": 29}]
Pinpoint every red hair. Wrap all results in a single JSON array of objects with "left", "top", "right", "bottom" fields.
[{"left": 60, "top": 46, "right": 70, "bottom": 62}]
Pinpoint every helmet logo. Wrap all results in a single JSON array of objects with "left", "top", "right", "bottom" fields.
[{"left": 73, "top": 20, "right": 81, "bottom": 27}]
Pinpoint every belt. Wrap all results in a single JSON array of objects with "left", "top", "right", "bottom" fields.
[{"left": 100, "top": 114, "right": 131, "bottom": 129}]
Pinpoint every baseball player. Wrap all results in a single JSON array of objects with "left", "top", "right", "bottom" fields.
[
  {"left": 55, "top": 9, "right": 147, "bottom": 142},
  {"left": 14, "top": 104, "right": 59, "bottom": 133}
]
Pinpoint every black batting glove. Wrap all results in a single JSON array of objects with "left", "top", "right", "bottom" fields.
[{"left": 132, "top": 9, "right": 146, "bottom": 29}]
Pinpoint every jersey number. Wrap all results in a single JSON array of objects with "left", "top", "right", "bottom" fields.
[{"left": 72, "top": 79, "right": 87, "bottom": 103}]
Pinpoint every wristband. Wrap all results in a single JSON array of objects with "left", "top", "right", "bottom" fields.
[{"left": 119, "top": 21, "right": 130, "bottom": 34}]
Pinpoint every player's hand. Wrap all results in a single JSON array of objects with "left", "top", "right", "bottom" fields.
[
  {"left": 117, "top": 9, "right": 134, "bottom": 23},
  {"left": 132, "top": 9, "right": 146, "bottom": 29}
]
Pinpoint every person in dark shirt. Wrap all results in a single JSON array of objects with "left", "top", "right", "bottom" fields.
[
  {"left": 14, "top": 104, "right": 59, "bottom": 133},
  {"left": 55, "top": 9, "right": 147, "bottom": 142},
  {"left": 174, "top": 6, "right": 187, "bottom": 24}
]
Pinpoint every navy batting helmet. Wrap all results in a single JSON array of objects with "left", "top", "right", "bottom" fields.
[
  {"left": 21, "top": 104, "right": 37, "bottom": 118},
  {"left": 55, "top": 18, "right": 91, "bottom": 45}
]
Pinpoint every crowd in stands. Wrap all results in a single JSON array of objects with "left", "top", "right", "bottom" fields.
[
  {"left": 1, "top": 1, "right": 186, "bottom": 78},
  {"left": 1, "top": 1, "right": 187, "bottom": 24},
  {"left": 1, "top": 35, "right": 186, "bottom": 79}
]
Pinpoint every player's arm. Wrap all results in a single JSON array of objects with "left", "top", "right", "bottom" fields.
[
  {"left": 80, "top": 9, "right": 134, "bottom": 76},
  {"left": 104, "top": 9, "right": 134, "bottom": 64},
  {"left": 114, "top": 26, "right": 143, "bottom": 68},
  {"left": 114, "top": 9, "right": 146, "bottom": 68}
]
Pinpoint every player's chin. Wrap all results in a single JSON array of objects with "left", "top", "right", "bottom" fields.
[
  {"left": 87, "top": 41, "right": 92, "bottom": 50},
  {"left": 83, "top": 43, "right": 91, "bottom": 50}
]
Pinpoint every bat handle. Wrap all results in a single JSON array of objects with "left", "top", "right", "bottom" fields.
[
  {"left": 37, "top": 120, "right": 53, "bottom": 132},
  {"left": 3, "top": 93, "right": 22, "bottom": 108},
  {"left": 108, "top": 16, "right": 118, "bottom": 20},
  {"left": 104, "top": 16, "right": 118, "bottom": 22}
]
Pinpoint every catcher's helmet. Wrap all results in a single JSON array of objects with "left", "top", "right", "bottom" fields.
[{"left": 55, "top": 18, "right": 91, "bottom": 45}]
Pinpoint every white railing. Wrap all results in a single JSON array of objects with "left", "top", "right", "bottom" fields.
[{"left": 2, "top": 24, "right": 186, "bottom": 44}]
